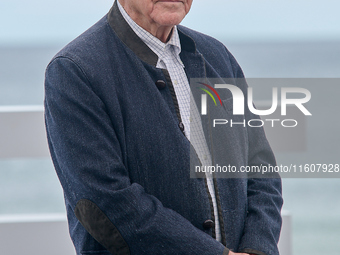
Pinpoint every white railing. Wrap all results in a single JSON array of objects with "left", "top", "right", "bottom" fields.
[
  {"left": 0, "top": 106, "right": 292, "bottom": 255},
  {"left": 0, "top": 105, "right": 49, "bottom": 158},
  {"left": 0, "top": 214, "right": 75, "bottom": 255}
]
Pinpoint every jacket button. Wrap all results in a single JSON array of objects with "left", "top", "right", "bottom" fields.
[
  {"left": 155, "top": 80, "right": 166, "bottom": 89},
  {"left": 178, "top": 122, "right": 185, "bottom": 132},
  {"left": 203, "top": 219, "right": 214, "bottom": 229}
]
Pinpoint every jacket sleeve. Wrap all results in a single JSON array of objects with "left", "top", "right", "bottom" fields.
[
  {"left": 44, "top": 56, "right": 229, "bottom": 255},
  {"left": 230, "top": 57, "right": 283, "bottom": 255},
  {"left": 239, "top": 177, "right": 283, "bottom": 255},
  {"left": 239, "top": 151, "right": 283, "bottom": 255}
]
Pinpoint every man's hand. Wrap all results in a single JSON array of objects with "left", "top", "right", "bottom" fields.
[{"left": 228, "top": 251, "right": 253, "bottom": 255}]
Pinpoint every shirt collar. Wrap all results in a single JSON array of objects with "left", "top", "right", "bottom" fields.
[{"left": 108, "top": 0, "right": 196, "bottom": 67}]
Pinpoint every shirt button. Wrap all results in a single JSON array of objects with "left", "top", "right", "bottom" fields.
[
  {"left": 155, "top": 80, "right": 166, "bottom": 90},
  {"left": 178, "top": 122, "right": 185, "bottom": 132},
  {"left": 203, "top": 219, "right": 214, "bottom": 229}
]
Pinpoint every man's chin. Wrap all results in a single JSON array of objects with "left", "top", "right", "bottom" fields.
[{"left": 152, "top": 12, "right": 186, "bottom": 27}]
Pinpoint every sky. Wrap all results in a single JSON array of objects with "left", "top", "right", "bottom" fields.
[{"left": 0, "top": 0, "right": 340, "bottom": 45}]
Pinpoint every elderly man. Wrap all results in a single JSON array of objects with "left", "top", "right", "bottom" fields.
[{"left": 44, "top": 0, "right": 283, "bottom": 254}]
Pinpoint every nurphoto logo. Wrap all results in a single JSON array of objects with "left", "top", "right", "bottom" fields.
[{"left": 197, "top": 81, "right": 312, "bottom": 128}]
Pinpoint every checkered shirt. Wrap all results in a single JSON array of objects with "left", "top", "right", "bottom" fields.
[{"left": 117, "top": 1, "right": 221, "bottom": 242}]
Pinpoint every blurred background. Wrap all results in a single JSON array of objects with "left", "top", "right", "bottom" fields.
[{"left": 1, "top": 0, "right": 340, "bottom": 254}]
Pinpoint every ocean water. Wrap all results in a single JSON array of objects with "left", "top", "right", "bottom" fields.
[{"left": 1, "top": 41, "right": 340, "bottom": 254}]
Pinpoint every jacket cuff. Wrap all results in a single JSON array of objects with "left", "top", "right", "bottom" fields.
[
  {"left": 222, "top": 247, "right": 230, "bottom": 255},
  {"left": 240, "top": 248, "right": 267, "bottom": 255}
]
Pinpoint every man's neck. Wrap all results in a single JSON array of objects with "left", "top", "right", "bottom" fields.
[{"left": 118, "top": 0, "right": 174, "bottom": 43}]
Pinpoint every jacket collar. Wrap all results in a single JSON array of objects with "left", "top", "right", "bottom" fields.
[{"left": 107, "top": 0, "right": 197, "bottom": 67}]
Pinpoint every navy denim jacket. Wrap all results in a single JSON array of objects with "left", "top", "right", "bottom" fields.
[{"left": 45, "top": 1, "right": 283, "bottom": 255}]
